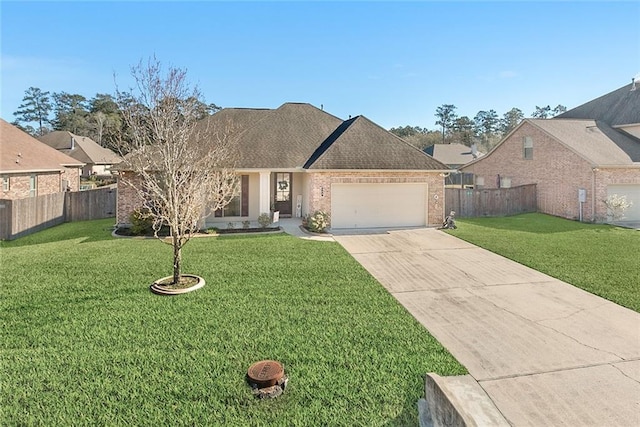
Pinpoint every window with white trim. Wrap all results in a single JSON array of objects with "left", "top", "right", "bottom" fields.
[
  {"left": 29, "top": 174, "right": 37, "bottom": 197},
  {"left": 523, "top": 136, "right": 533, "bottom": 160}
]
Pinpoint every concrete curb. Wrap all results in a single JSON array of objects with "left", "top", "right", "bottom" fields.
[{"left": 419, "top": 374, "right": 509, "bottom": 427}]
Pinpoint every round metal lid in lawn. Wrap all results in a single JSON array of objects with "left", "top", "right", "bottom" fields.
[{"left": 247, "top": 360, "right": 284, "bottom": 388}]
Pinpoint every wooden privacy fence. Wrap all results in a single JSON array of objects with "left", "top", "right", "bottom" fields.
[
  {"left": 64, "top": 186, "right": 117, "bottom": 222},
  {"left": 445, "top": 184, "right": 537, "bottom": 218},
  {"left": 0, "top": 186, "right": 116, "bottom": 240}
]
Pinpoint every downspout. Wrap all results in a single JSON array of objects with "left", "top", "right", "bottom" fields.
[
  {"left": 426, "top": 184, "right": 430, "bottom": 226},
  {"left": 591, "top": 167, "right": 597, "bottom": 222}
]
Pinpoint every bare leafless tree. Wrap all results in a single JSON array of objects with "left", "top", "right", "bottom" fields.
[
  {"left": 116, "top": 58, "right": 237, "bottom": 285},
  {"left": 93, "top": 111, "right": 106, "bottom": 145}
]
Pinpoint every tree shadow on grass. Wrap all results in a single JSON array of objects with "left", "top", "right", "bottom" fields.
[
  {"left": 452, "top": 213, "right": 623, "bottom": 234},
  {"left": 0, "top": 219, "right": 117, "bottom": 248}
]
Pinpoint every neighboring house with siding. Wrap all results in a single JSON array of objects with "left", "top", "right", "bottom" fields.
[
  {"left": 0, "top": 119, "right": 84, "bottom": 199},
  {"left": 116, "top": 102, "right": 449, "bottom": 229},
  {"left": 38, "top": 131, "right": 122, "bottom": 177},
  {"left": 461, "top": 80, "right": 640, "bottom": 223}
]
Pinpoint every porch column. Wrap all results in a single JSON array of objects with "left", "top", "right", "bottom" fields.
[{"left": 259, "top": 171, "right": 271, "bottom": 214}]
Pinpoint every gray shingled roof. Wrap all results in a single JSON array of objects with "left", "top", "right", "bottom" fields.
[
  {"left": 529, "top": 119, "right": 640, "bottom": 165},
  {"left": 556, "top": 81, "right": 640, "bottom": 126},
  {"left": 123, "top": 102, "right": 446, "bottom": 171},
  {"left": 38, "top": 131, "right": 122, "bottom": 165},
  {"left": 304, "top": 115, "right": 448, "bottom": 170},
  {"left": 198, "top": 103, "right": 343, "bottom": 169},
  {"left": 235, "top": 103, "right": 343, "bottom": 168},
  {"left": 0, "top": 119, "right": 84, "bottom": 173},
  {"left": 423, "top": 143, "right": 484, "bottom": 167}
]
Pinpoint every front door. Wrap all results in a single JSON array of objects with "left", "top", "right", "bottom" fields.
[{"left": 273, "top": 172, "right": 292, "bottom": 216}]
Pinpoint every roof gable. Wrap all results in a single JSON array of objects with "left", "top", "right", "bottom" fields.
[
  {"left": 529, "top": 119, "right": 640, "bottom": 165},
  {"left": 461, "top": 118, "right": 640, "bottom": 171},
  {"left": 203, "top": 103, "right": 343, "bottom": 169},
  {"left": 556, "top": 82, "right": 640, "bottom": 126},
  {"left": 38, "top": 131, "right": 122, "bottom": 165},
  {"left": 304, "top": 115, "right": 447, "bottom": 170},
  {"left": 0, "top": 119, "right": 84, "bottom": 173}
]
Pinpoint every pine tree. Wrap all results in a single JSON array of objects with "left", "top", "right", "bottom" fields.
[{"left": 13, "top": 87, "right": 53, "bottom": 136}]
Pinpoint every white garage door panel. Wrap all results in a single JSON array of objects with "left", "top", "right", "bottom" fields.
[
  {"left": 607, "top": 185, "right": 640, "bottom": 221},
  {"left": 331, "top": 183, "right": 427, "bottom": 229}
]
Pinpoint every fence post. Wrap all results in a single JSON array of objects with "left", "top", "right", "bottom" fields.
[{"left": 0, "top": 199, "right": 12, "bottom": 240}]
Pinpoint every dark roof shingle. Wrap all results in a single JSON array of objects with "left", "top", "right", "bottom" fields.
[
  {"left": 128, "top": 102, "right": 448, "bottom": 171},
  {"left": 304, "top": 115, "right": 448, "bottom": 170},
  {"left": 556, "top": 81, "right": 640, "bottom": 126},
  {"left": 202, "top": 103, "right": 343, "bottom": 169}
]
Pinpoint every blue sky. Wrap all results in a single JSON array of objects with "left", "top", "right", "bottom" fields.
[{"left": 1, "top": 1, "right": 639, "bottom": 130}]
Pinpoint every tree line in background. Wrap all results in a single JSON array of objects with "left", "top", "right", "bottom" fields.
[
  {"left": 12, "top": 85, "right": 566, "bottom": 155},
  {"left": 390, "top": 103, "right": 567, "bottom": 152},
  {"left": 11, "top": 86, "right": 221, "bottom": 151}
]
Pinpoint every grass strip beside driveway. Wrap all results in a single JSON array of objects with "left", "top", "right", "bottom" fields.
[
  {"left": 447, "top": 213, "right": 640, "bottom": 313},
  {"left": 0, "top": 219, "right": 465, "bottom": 426}
]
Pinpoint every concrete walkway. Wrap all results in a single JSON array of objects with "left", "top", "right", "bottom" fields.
[
  {"left": 277, "top": 218, "right": 335, "bottom": 242},
  {"left": 332, "top": 228, "right": 640, "bottom": 426}
]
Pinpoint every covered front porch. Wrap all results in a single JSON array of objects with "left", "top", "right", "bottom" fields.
[{"left": 204, "top": 170, "right": 308, "bottom": 228}]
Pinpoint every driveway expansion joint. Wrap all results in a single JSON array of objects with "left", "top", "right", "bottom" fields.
[
  {"left": 476, "top": 360, "right": 627, "bottom": 383},
  {"left": 536, "top": 320, "right": 627, "bottom": 360},
  {"left": 611, "top": 361, "right": 640, "bottom": 385},
  {"left": 535, "top": 301, "right": 610, "bottom": 323}
]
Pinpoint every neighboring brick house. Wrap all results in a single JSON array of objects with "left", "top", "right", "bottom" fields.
[
  {"left": 116, "top": 103, "right": 449, "bottom": 229},
  {"left": 38, "top": 131, "right": 122, "bottom": 178},
  {"left": 461, "top": 80, "right": 640, "bottom": 223},
  {"left": 0, "top": 119, "right": 84, "bottom": 200}
]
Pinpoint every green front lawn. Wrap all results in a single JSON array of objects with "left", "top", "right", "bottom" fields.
[
  {"left": 0, "top": 219, "right": 465, "bottom": 426},
  {"left": 447, "top": 213, "right": 640, "bottom": 312}
]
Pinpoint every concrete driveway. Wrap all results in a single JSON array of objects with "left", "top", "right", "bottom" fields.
[{"left": 334, "top": 228, "right": 640, "bottom": 426}]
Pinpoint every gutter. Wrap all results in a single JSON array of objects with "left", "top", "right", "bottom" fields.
[
  {"left": 592, "top": 164, "right": 640, "bottom": 169},
  {"left": 296, "top": 167, "right": 453, "bottom": 174},
  {"left": 0, "top": 168, "right": 66, "bottom": 174}
]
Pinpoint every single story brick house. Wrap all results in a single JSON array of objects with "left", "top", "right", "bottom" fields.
[
  {"left": 0, "top": 119, "right": 83, "bottom": 199},
  {"left": 38, "top": 131, "right": 122, "bottom": 178},
  {"left": 116, "top": 103, "right": 449, "bottom": 229},
  {"left": 461, "top": 80, "right": 640, "bottom": 223}
]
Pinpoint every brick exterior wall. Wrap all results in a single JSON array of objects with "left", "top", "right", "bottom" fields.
[
  {"left": 462, "top": 122, "right": 640, "bottom": 222},
  {"left": 117, "top": 171, "right": 446, "bottom": 227},
  {"left": 305, "top": 171, "right": 445, "bottom": 227},
  {"left": 1, "top": 168, "right": 80, "bottom": 200},
  {"left": 463, "top": 122, "right": 598, "bottom": 221},
  {"left": 62, "top": 167, "right": 80, "bottom": 192},
  {"left": 594, "top": 167, "right": 640, "bottom": 221},
  {"left": 116, "top": 173, "right": 144, "bottom": 226}
]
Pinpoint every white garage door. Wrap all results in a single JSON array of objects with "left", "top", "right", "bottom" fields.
[
  {"left": 331, "top": 183, "right": 428, "bottom": 229},
  {"left": 607, "top": 185, "right": 640, "bottom": 221}
]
